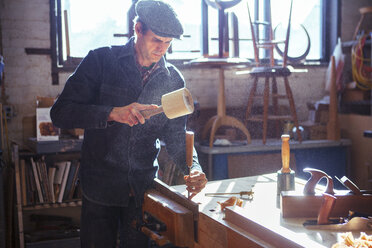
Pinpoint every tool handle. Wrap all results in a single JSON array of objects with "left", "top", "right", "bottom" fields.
[
  {"left": 141, "top": 226, "right": 170, "bottom": 247},
  {"left": 303, "top": 168, "right": 335, "bottom": 195},
  {"left": 186, "top": 131, "right": 194, "bottom": 199},
  {"left": 281, "top": 134, "right": 291, "bottom": 173},
  {"left": 186, "top": 131, "right": 194, "bottom": 168},
  {"left": 140, "top": 106, "right": 164, "bottom": 119},
  {"left": 317, "top": 193, "right": 337, "bottom": 225}
]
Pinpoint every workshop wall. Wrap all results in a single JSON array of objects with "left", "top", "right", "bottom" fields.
[{"left": 0, "top": 0, "right": 366, "bottom": 146}]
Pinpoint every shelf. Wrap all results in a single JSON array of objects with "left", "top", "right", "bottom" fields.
[
  {"left": 27, "top": 138, "right": 82, "bottom": 154},
  {"left": 26, "top": 236, "right": 80, "bottom": 248},
  {"left": 22, "top": 200, "right": 82, "bottom": 211}
]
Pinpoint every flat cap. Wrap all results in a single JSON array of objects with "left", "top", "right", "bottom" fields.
[{"left": 135, "top": 0, "right": 184, "bottom": 39}]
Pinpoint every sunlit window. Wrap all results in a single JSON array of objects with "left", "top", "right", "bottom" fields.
[
  {"left": 61, "top": 0, "right": 131, "bottom": 59},
  {"left": 57, "top": 0, "right": 322, "bottom": 64}
]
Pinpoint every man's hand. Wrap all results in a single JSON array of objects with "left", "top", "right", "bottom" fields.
[
  {"left": 108, "top": 103, "right": 159, "bottom": 127},
  {"left": 184, "top": 170, "right": 208, "bottom": 199}
]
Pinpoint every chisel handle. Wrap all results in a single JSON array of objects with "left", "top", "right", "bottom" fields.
[
  {"left": 186, "top": 131, "right": 194, "bottom": 199},
  {"left": 186, "top": 131, "right": 194, "bottom": 168}
]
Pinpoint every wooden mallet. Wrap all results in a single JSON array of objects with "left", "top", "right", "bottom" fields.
[
  {"left": 140, "top": 88, "right": 194, "bottom": 119},
  {"left": 186, "top": 131, "right": 194, "bottom": 199}
]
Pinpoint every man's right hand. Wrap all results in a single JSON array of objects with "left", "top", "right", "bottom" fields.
[{"left": 108, "top": 103, "right": 159, "bottom": 127}]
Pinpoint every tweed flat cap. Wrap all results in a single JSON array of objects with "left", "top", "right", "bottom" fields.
[{"left": 135, "top": 0, "right": 184, "bottom": 39}]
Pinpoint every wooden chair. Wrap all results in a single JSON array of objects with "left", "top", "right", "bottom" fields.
[
  {"left": 244, "top": 0, "right": 302, "bottom": 144},
  {"left": 352, "top": 6, "right": 372, "bottom": 40}
]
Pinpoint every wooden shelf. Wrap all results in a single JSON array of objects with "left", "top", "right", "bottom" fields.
[
  {"left": 22, "top": 200, "right": 82, "bottom": 211},
  {"left": 13, "top": 143, "right": 82, "bottom": 248},
  {"left": 247, "top": 114, "right": 293, "bottom": 121}
]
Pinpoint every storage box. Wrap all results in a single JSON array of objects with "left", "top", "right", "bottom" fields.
[
  {"left": 301, "top": 121, "right": 327, "bottom": 140},
  {"left": 36, "top": 97, "right": 59, "bottom": 141},
  {"left": 342, "top": 88, "right": 371, "bottom": 102},
  {"left": 68, "top": 128, "right": 84, "bottom": 139}
]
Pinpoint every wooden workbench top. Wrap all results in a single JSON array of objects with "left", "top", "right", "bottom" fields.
[{"left": 172, "top": 174, "right": 371, "bottom": 248}]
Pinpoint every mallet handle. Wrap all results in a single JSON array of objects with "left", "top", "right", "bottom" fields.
[{"left": 140, "top": 106, "right": 164, "bottom": 119}]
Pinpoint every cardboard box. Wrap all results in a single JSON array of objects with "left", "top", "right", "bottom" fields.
[
  {"left": 68, "top": 128, "right": 84, "bottom": 139},
  {"left": 301, "top": 121, "right": 327, "bottom": 140},
  {"left": 306, "top": 100, "right": 329, "bottom": 124},
  {"left": 342, "top": 88, "right": 371, "bottom": 103},
  {"left": 36, "top": 97, "right": 59, "bottom": 141}
]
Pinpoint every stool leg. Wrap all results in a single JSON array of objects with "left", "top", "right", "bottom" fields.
[
  {"left": 263, "top": 76, "right": 270, "bottom": 144},
  {"left": 283, "top": 76, "right": 302, "bottom": 142},
  {"left": 271, "top": 76, "right": 280, "bottom": 137},
  {"left": 245, "top": 76, "right": 258, "bottom": 126}
]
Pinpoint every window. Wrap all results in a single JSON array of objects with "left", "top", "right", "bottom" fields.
[
  {"left": 50, "top": 0, "right": 338, "bottom": 83},
  {"left": 205, "top": 0, "right": 321, "bottom": 61},
  {"left": 61, "top": 0, "right": 132, "bottom": 59}
]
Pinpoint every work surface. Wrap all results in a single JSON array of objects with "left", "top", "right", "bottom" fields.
[{"left": 172, "top": 174, "right": 371, "bottom": 248}]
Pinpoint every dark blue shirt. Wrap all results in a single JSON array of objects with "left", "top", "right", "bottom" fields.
[{"left": 50, "top": 38, "right": 201, "bottom": 207}]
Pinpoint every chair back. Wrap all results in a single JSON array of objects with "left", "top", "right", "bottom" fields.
[{"left": 246, "top": 0, "right": 293, "bottom": 67}]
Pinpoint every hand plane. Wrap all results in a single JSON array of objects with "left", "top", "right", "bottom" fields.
[{"left": 280, "top": 168, "right": 372, "bottom": 218}]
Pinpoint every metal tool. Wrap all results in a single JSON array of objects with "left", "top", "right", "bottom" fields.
[
  {"left": 277, "top": 134, "right": 295, "bottom": 194},
  {"left": 281, "top": 168, "right": 372, "bottom": 218},
  {"left": 205, "top": 190, "right": 254, "bottom": 200},
  {"left": 140, "top": 88, "right": 194, "bottom": 119},
  {"left": 304, "top": 216, "right": 372, "bottom": 231}
]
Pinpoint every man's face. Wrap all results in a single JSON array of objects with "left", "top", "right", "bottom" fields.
[{"left": 135, "top": 23, "right": 173, "bottom": 67}]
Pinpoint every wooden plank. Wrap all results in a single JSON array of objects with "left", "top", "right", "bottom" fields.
[
  {"left": 13, "top": 145, "right": 25, "bottom": 248},
  {"left": 20, "top": 159, "right": 27, "bottom": 206},
  {"left": 172, "top": 174, "right": 369, "bottom": 248},
  {"left": 224, "top": 206, "right": 325, "bottom": 248},
  {"left": 197, "top": 213, "right": 227, "bottom": 247},
  {"left": 153, "top": 178, "right": 199, "bottom": 220}
]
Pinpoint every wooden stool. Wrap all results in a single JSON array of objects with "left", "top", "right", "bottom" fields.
[
  {"left": 188, "top": 58, "right": 252, "bottom": 147},
  {"left": 244, "top": 0, "right": 301, "bottom": 144},
  {"left": 244, "top": 66, "right": 302, "bottom": 144}
]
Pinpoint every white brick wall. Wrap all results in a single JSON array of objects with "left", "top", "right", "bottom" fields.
[
  {"left": 0, "top": 0, "right": 365, "bottom": 145},
  {"left": 1, "top": 0, "right": 60, "bottom": 144}
]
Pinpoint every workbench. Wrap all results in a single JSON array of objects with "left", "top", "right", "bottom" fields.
[
  {"left": 196, "top": 139, "right": 351, "bottom": 189},
  {"left": 171, "top": 174, "right": 371, "bottom": 248}
]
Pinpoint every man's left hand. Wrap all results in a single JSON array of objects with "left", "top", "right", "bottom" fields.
[{"left": 184, "top": 170, "right": 207, "bottom": 199}]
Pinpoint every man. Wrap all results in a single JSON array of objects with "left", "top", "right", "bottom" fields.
[{"left": 50, "top": 0, "right": 207, "bottom": 247}]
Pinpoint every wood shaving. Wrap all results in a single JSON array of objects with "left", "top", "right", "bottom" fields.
[
  {"left": 217, "top": 196, "right": 244, "bottom": 211},
  {"left": 332, "top": 232, "right": 372, "bottom": 248}
]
